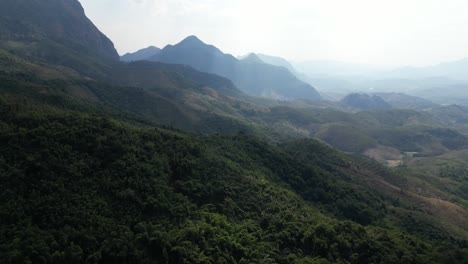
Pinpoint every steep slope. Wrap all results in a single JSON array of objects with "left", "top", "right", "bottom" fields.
[
  {"left": 0, "top": 47, "right": 265, "bottom": 134},
  {"left": 0, "top": 0, "right": 118, "bottom": 60},
  {"left": 149, "top": 36, "right": 321, "bottom": 101},
  {"left": 0, "top": 1, "right": 467, "bottom": 263},
  {"left": 0, "top": 0, "right": 119, "bottom": 78},
  {"left": 0, "top": 0, "right": 272, "bottom": 135},
  {"left": 115, "top": 60, "right": 245, "bottom": 99},
  {"left": 121, "top": 46, "right": 161, "bottom": 62},
  {"left": 256, "top": 53, "right": 298, "bottom": 74}
]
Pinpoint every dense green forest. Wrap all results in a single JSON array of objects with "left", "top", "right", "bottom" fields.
[
  {"left": 0, "top": 97, "right": 466, "bottom": 263},
  {"left": 0, "top": 0, "right": 467, "bottom": 263}
]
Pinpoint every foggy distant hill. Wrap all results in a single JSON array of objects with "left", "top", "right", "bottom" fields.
[
  {"left": 148, "top": 36, "right": 321, "bottom": 100},
  {"left": 340, "top": 93, "right": 392, "bottom": 110},
  {"left": 290, "top": 59, "right": 468, "bottom": 105},
  {"left": 256, "top": 53, "right": 298, "bottom": 74},
  {"left": 385, "top": 58, "right": 468, "bottom": 81},
  {"left": 121, "top": 46, "right": 161, "bottom": 62},
  {"left": 240, "top": 53, "right": 265, "bottom": 64},
  {"left": 1, "top": 1, "right": 468, "bottom": 263},
  {"left": 410, "top": 84, "right": 468, "bottom": 106},
  {"left": 373, "top": 93, "right": 439, "bottom": 110},
  {"left": 294, "top": 58, "right": 468, "bottom": 81}
]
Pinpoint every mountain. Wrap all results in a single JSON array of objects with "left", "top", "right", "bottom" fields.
[
  {"left": 149, "top": 36, "right": 321, "bottom": 100},
  {"left": 0, "top": 0, "right": 118, "bottom": 61},
  {"left": 340, "top": 93, "right": 392, "bottom": 110},
  {"left": 294, "top": 58, "right": 468, "bottom": 82},
  {"left": 0, "top": 45, "right": 266, "bottom": 134},
  {"left": 0, "top": 1, "right": 467, "bottom": 263},
  {"left": 373, "top": 92, "right": 439, "bottom": 110},
  {"left": 240, "top": 53, "right": 264, "bottom": 64},
  {"left": 151, "top": 35, "right": 228, "bottom": 69},
  {"left": 2, "top": 103, "right": 467, "bottom": 263},
  {"left": 0, "top": 0, "right": 120, "bottom": 80},
  {"left": 239, "top": 53, "right": 298, "bottom": 74},
  {"left": 410, "top": 84, "right": 468, "bottom": 106},
  {"left": 385, "top": 58, "right": 468, "bottom": 81},
  {"left": 256, "top": 53, "right": 297, "bottom": 73},
  {"left": 115, "top": 60, "right": 245, "bottom": 98},
  {"left": 121, "top": 46, "right": 161, "bottom": 62},
  {"left": 0, "top": 1, "right": 264, "bottom": 134},
  {"left": 0, "top": 0, "right": 118, "bottom": 60}
]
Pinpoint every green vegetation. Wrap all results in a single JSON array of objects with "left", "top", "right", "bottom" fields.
[
  {"left": 0, "top": 49, "right": 467, "bottom": 262},
  {"left": 0, "top": 1, "right": 467, "bottom": 262},
  {"left": 0, "top": 98, "right": 466, "bottom": 263},
  {"left": 403, "top": 150, "right": 468, "bottom": 208}
]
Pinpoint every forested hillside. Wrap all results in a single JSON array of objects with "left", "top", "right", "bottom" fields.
[
  {"left": 0, "top": 97, "right": 466, "bottom": 263},
  {"left": 0, "top": 0, "right": 467, "bottom": 263}
]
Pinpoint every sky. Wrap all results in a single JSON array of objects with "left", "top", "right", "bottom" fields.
[{"left": 79, "top": 0, "right": 468, "bottom": 67}]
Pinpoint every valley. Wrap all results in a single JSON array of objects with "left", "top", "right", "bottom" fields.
[{"left": 0, "top": 0, "right": 467, "bottom": 263}]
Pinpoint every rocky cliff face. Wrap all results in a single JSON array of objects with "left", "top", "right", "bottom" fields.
[{"left": 0, "top": 0, "right": 118, "bottom": 61}]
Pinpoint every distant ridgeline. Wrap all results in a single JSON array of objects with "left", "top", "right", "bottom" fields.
[
  {"left": 340, "top": 93, "right": 392, "bottom": 110},
  {"left": 126, "top": 35, "right": 322, "bottom": 101},
  {"left": 0, "top": 0, "right": 467, "bottom": 263}
]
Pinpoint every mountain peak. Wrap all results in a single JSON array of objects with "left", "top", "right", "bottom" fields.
[
  {"left": 146, "top": 45, "right": 160, "bottom": 50},
  {"left": 241, "top": 53, "right": 264, "bottom": 64},
  {"left": 165, "top": 35, "right": 224, "bottom": 57},
  {"left": 179, "top": 35, "right": 205, "bottom": 46},
  {"left": 150, "top": 37, "right": 320, "bottom": 100},
  {"left": 121, "top": 46, "right": 161, "bottom": 62}
]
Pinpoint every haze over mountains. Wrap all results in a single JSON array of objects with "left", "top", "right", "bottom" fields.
[
  {"left": 121, "top": 46, "right": 161, "bottom": 62},
  {"left": 122, "top": 36, "right": 321, "bottom": 101},
  {"left": 1, "top": 0, "right": 468, "bottom": 263},
  {"left": 292, "top": 59, "right": 468, "bottom": 105},
  {"left": 124, "top": 42, "right": 468, "bottom": 107},
  {"left": 340, "top": 93, "right": 392, "bottom": 110},
  {"left": 239, "top": 53, "right": 298, "bottom": 74}
]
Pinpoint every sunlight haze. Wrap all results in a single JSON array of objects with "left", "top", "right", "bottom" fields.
[
  {"left": 79, "top": 0, "right": 468, "bottom": 67},
  {"left": 2, "top": 0, "right": 468, "bottom": 261}
]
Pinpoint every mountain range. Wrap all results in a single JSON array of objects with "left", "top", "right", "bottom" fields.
[
  {"left": 121, "top": 46, "right": 161, "bottom": 62},
  {"left": 238, "top": 53, "right": 298, "bottom": 74},
  {"left": 383, "top": 58, "right": 468, "bottom": 81},
  {"left": 290, "top": 59, "right": 468, "bottom": 105},
  {"left": 0, "top": 0, "right": 467, "bottom": 263},
  {"left": 123, "top": 36, "right": 321, "bottom": 101}
]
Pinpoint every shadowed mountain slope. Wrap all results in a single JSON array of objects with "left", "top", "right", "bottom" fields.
[
  {"left": 341, "top": 93, "right": 392, "bottom": 110},
  {"left": 149, "top": 36, "right": 321, "bottom": 100},
  {"left": 121, "top": 46, "right": 161, "bottom": 62},
  {"left": 0, "top": 1, "right": 467, "bottom": 263}
]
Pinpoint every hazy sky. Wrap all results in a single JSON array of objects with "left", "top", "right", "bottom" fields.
[{"left": 79, "top": 0, "right": 468, "bottom": 67}]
